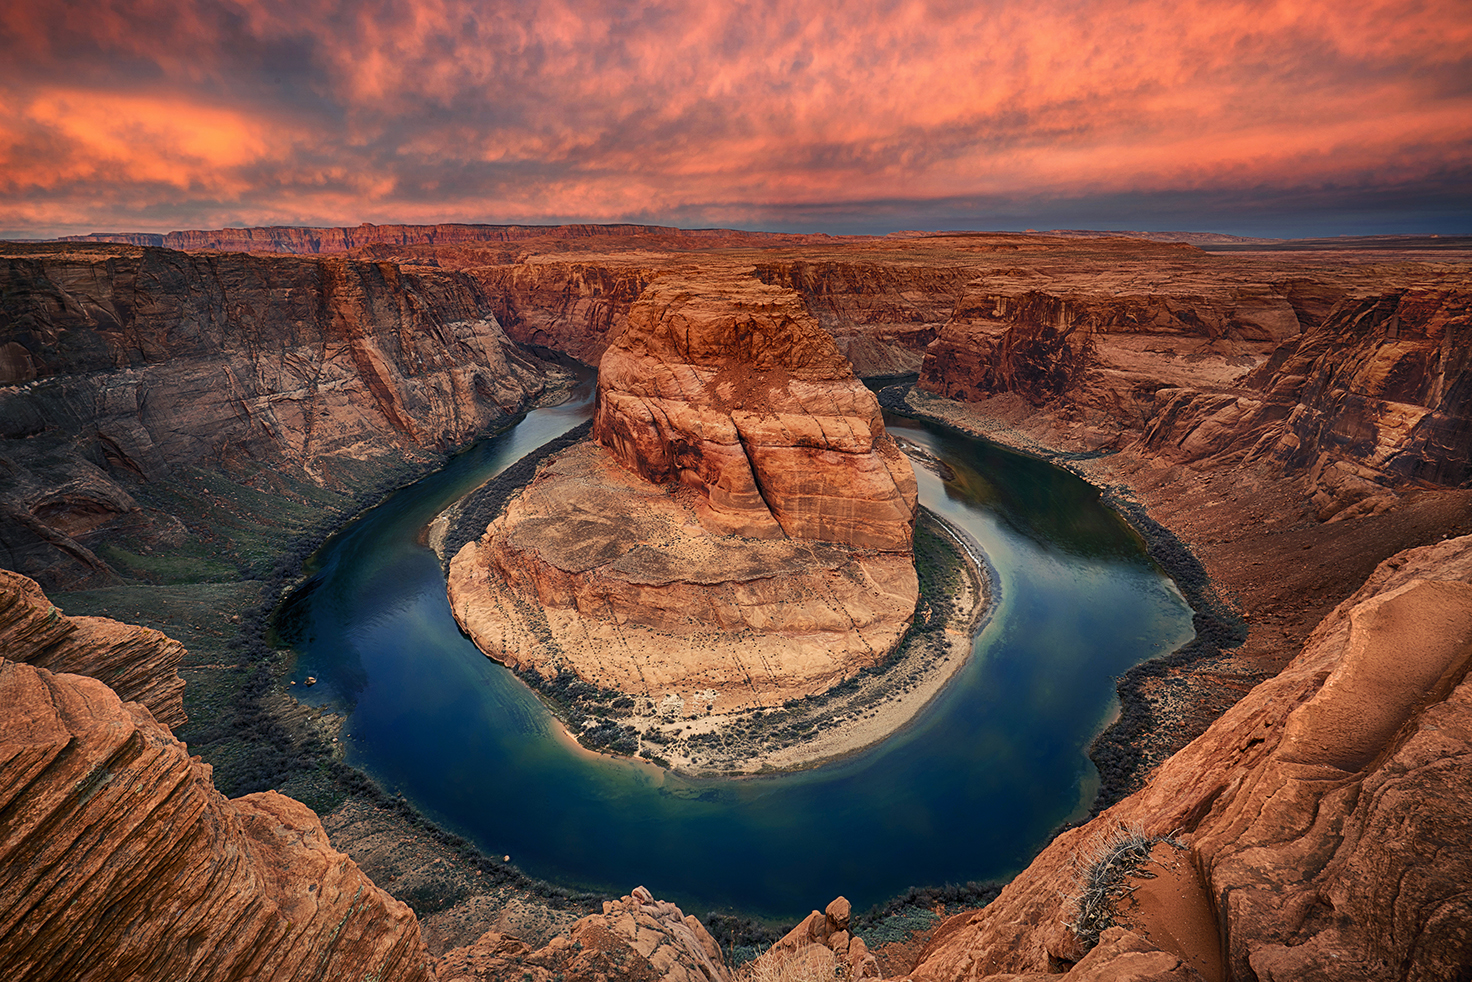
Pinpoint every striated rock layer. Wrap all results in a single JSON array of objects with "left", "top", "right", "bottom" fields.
[
  {"left": 450, "top": 273, "right": 919, "bottom": 714},
  {"left": 0, "top": 569, "right": 186, "bottom": 728},
  {"left": 0, "top": 243, "right": 554, "bottom": 589},
  {"left": 907, "top": 535, "right": 1472, "bottom": 981},
  {"left": 919, "top": 271, "right": 1472, "bottom": 519},
  {"left": 0, "top": 657, "right": 435, "bottom": 982}
]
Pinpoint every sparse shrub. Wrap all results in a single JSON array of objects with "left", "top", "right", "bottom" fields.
[{"left": 1067, "top": 823, "right": 1184, "bottom": 951}]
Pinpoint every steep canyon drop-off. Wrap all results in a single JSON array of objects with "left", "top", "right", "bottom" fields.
[{"left": 2, "top": 227, "right": 1471, "bottom": 981}]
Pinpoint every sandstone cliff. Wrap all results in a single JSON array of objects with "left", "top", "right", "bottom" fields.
[
  {"left": 906, "top": 535, "right": 1472, "bottom": 981},
  {"left": 0, "top": 243, "right": 555, "bottom": 589},
  {"left": 0, "top": 656, "right": 435, "bottom": 982},
  {"left": 0, "top": 568, "right": 186, "bottom": 728},
  {"left": 917, "top": 269, "right": 1471, "bottom": 517},
  {"left": 449, "top": 272, "right": 920, "bottom": 723}
]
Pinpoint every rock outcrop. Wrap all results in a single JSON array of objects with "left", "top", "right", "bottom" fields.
[
  {"left": 0, "top": 657, "right": 435, "bottom": 982},
  {"left": 907, "top": 535, "right": 1472, "bottom": 981},
  {"left": 0, "top": 243, "right": 555, "bottom": 588},
  {"left": 918, "top": 269, "right": 1472, "bottom": 517},
  {"left": 449, "top": 273, "right": 919, "bottom": 717},
  {"left": 0, "top": 569, "right": 186, "bottom": 728},
  {"left": 761, "top": 896, "right": 881, "bottom": 981},
  {"left": 438, "top": 885, "right": 729, "bottom": 982}
]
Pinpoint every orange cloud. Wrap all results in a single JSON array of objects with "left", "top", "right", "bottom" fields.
[{"left": 1, "top": 0, "right": 1468, "bottom": 236}]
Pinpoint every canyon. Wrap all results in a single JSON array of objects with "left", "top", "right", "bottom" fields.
[{"left": 1, "top": 224, "right": 1469, "bottom": 980}]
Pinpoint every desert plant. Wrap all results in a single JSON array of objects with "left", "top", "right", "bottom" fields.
[{"left": 1067, "top": 822, "right": 1184, "bottom": 951}]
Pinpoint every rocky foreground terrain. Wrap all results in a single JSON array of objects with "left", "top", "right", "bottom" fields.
[{"left": 2, "top": 224, "right": 1470, "bottom": 980}]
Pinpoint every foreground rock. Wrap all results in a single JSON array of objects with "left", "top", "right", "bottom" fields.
[
  {"left": 0, "top": 657, "right": 434, "bottom": 982},
  {"left": 438, "top": 885, "right": 729, "bottom": 982},
  {"left": 0, "top": 568, "right": 186, "bottom": 728},
  {"left": 906, "top": 535, "right": 1472, "bottom": 981},
  {"left": 450, "top": 273, "right": 919, "bottom": 720}
]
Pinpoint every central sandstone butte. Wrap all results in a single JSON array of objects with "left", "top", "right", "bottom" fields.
[{"left": 449, "top": 272, "right": 919, "bottom": 719}]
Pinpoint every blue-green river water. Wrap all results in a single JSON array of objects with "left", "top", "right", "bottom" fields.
[{"left": 277, "top": 378, "right": 1194, "bottom": 920}]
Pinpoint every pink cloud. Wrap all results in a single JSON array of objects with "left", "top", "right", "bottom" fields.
[{"left": 1, "top": 0, "right": 1468, "bottom": 235}]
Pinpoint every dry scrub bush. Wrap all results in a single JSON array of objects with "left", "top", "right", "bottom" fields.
[{"left": 1067, "top": 822, "right": 1184, "bottom": 951}]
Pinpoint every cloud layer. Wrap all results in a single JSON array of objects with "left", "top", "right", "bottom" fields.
[{"left": 3, "top": 0, "right": 1469, "bottom": 237}]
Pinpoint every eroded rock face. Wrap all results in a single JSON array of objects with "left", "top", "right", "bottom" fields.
[
  {"left": 449, "top": 274, "right": 919, "bottom": 714},
  {"left": 437, "top": 885, "right": 729, "bottom": 982},
  {"left": 0, "top": 243, "right": 553, "bottom": 588},
  {"left": 918, "top": 270, "right": 1472, "bottom": 517},
  {"left": 594, "top": 274, "right": 918, "bottom": 550},
  {"left": 0, "top": 657, "right": 435, "bottom": 982},
  {"left": 0, "top": 568, "right": 186, "bottom": 728},
  {"left": 908, "top": 535, "right": 1472, "bottom": 981}
]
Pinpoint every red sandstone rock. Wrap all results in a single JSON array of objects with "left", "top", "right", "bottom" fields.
[
  {"left": 0, "top": 568, "right": 186, "bottom": 728},
  {"left": 438, "top": 885, "right": 730, "bottom": 982},
  {"left": 0, "top": 657, "right": 434, "bottom": 982},
  {"left": 907, "top": 535, "right": 1472, "bottom": 981},
  {"left": 0, "top": 243, "right": 553, "bottom": 588},
  {"left": 449, "top": 273, "right": 920, "bottom": 717},
  {"left": 594, "top": 273, "right": 918, "bottom": 550}
]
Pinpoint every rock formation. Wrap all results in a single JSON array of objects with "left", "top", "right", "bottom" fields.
[
  {"left": 0, "top": 569, "right": 186, "bottom": 728},
  {"left": 906, "top": 535, "right": 1472, "bottom": 981},
  {"left": 918, "top": 270, "right": 1471, "bottom": 519},
  {"left": 759, "top": 896, "right": 881, "bottom": 981},
  {"left": 0, "top": 243, "right": 554, "bottom": 589},
  {"left": 0, "top": 657, "right": 435, "bottom": 982},
  {"left": 437, "top": 885, "right": 730, "bottom": 982},
  {"left": 449, "top": 273, "right": 919, "bottom": 716}
]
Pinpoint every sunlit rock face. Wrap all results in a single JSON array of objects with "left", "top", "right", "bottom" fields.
[
  {"left": 593, "top": 273, "right": 919, "bottom": 550},
  {"left": 0, "top": 656, "right": 436, "bottom": 982},
  {"left": 449, "top": 273, "right": 919, "bottom": 714},
  {"left": 918, "top": 271, "right": 1472, "bottom": 520}
]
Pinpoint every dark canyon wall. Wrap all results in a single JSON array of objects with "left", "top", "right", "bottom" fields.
[{"left": 0, "top": 244, "right": 556, "bottom": 588}]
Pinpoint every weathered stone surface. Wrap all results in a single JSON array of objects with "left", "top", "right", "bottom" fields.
[
  {"left": 594, "top": 273, "right": 918, "bottom": 550},
  {"left": 449, "top": 273, "right": 919, "bottom": 715},
  {"left": 0, "top": 243, "right": 554, "bottom": 588},
  {"left": 0, "top": 657, "right": 434, "bottom": 982},
  {"left": 907, "top": 536, "right": 1472, "bottom": 981},
  {"left": 0, "top": 568, "right": 186, "bottom": 728},
  {"left": 761, "top": 896, "right": 878, "bottom": 980},
  {"left": 917, "top": 265, "right": 1472, "bottom": 517},
  {"left": 437, "top": 885, "right": 730, "bottom": 982}
]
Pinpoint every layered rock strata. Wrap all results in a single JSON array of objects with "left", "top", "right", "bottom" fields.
[
  {"left": 0, "top": 569, "right": 186, "bottom": 728},
  {"left": 919, "top": 274, "right": 1472, "bottom": 518},
  {"left": 907, "top": 535, "right": 1472, "bottom": 981},
  {"left": 0, "top": 657, "right": 435, "bottom": 982},
  {"left": 450, "top": 273, "right": 919, "bottom": 716},
  {"left": 0, "top": 243, "right": 554, "bottom": 588}
]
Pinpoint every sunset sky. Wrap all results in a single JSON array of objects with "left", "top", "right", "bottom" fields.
[{"left": 2, "top": 0, "right": 1469, "bottom": 239}]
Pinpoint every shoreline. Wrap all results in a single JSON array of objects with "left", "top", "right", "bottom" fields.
[
  {"left": 435, "top": 441, "right": 993, "bottom": 775},
  {"left": 879, "top": 383, "right": 1249, "bottom": 813}
]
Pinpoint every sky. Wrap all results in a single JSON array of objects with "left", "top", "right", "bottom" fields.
[{"left": 2, "top": 0, "right": 1470, "bottom": 240}]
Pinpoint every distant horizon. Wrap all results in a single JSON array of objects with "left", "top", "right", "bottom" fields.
[{"left": 12, "top": 218, "right": 1470, "bottom": 246}]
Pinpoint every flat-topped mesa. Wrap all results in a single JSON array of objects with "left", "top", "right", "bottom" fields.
[
  {"left": 448, "top": 274, "right": 924, "bottom": 723},
  {"left": 593, "top": 273, "right": 918, "bottom": 551}
]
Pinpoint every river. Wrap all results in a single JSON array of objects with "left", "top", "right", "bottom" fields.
[{"left": 276, "top": 376, "right": 1194, "bottom": 920}]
